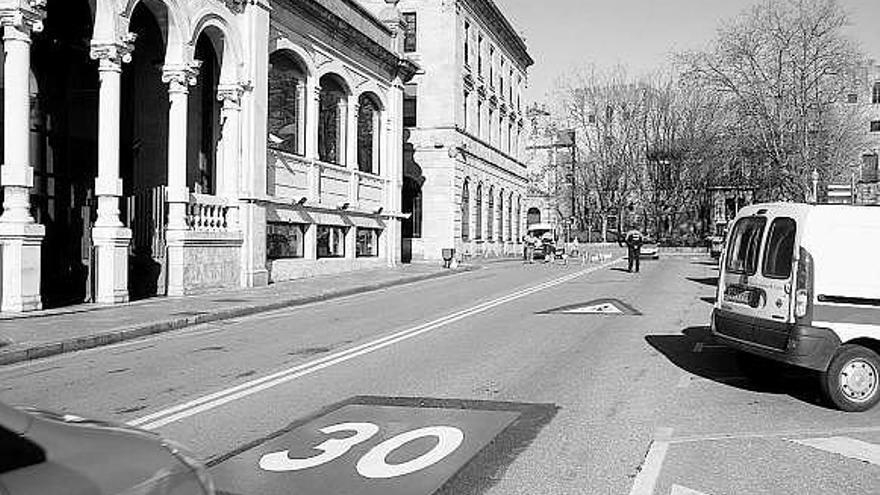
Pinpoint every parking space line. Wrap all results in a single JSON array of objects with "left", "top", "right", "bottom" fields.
[
  {"left": 629, "top": 427, "right": 674, "bottom": 495},
  {"left": 668, "top": 425, "right": 880, "bottom": 445},
  {"left": 671, "top": 485, "right": 712, "bottom": 495},
  {"left": 790, "top": 436, "right": 880, "bottom": 466}
]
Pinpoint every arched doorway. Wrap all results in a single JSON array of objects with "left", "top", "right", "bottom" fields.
[
  {"left": 527, "top": 207, "right": 541, "bottom": 226},
  {"left": 188, "top": 32, "right": 221, "bottom": 194},
  {"left": 122, "top": 2, "right": 170, "bottom": 299},
  {"left": 29, "top": 0, "right": 99, "bottom": 308}
]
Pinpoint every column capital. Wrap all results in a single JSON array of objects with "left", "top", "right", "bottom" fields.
[
  {"left": 0, "top": 1, "right": 45, "bottom": 39},
  {"left": 90, "top": 33, "right": 137, "bottom": 71},
  {"left": 217, "top": 83, "right": 245, "bottom": 109},
  {"left": 162, "top": 61, "right": 201, "bottom": 93}
]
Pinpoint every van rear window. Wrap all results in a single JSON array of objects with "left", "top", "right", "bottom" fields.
[
  {"left": 725, "top": 217, "right": 766, "bottom": 275},
  {"left": 762, "top": 217, "right": 796, "bottom": 279}
]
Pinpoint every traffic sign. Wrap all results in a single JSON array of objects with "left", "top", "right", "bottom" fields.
[{"left": 210, "top": 396, "right": 557, "bottom": 495}]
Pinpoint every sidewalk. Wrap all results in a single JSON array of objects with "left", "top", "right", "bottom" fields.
[{"left": 0, "top": 263, "right": 472, "bottom": 366}]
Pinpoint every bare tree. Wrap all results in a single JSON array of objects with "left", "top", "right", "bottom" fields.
[{"left": 678, "top": 0, "right": 868, "bottom": 201}]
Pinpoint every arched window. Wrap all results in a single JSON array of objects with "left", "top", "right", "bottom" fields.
[
  {"left": 268, "top": 51, "right": 307, "bottom": 156},
  {"left": 461, "top": 180, "right": 470, "bottom": 241},
  {"left": 527, "top": 207, "right": 541, "bottom": 226},
  {"left": 403, "top": 176, "right": 422, "bottom": 238},
  {"left": 357, "top": 93, "right": 382, "bottom": 174},
  {"left": 319, "top": 74, "right": 348, "bottom": 165},
  {"left": 498, "top": 189, "right": 504, "bottom": 242},
  {"left": 475, "top": 183, "right": 483, "bottom": 240},
  {"left": 507, "top": 193, "right": 513, "bottom": 241},
  {"left": 487, "top": 186, "right": 495, "bottom": 240}
]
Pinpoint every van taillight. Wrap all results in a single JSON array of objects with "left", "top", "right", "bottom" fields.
[
  {"left": 795, "top": 247, "right": 814, "bottom": 322},
  {"left": 795, "top": 290, "right": 808, "bottom": 317}
]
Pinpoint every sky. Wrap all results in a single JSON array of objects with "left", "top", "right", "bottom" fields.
[{"left": 497, "top": 0, "right": 880, "bottom": 103}]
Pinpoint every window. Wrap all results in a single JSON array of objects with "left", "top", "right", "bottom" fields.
[
  {"left": 527, "top": 207, "right": 541, "bottom": 226},
  {"left": 873, "top": 82, "right": 880, "bottom": 104},
  {"left": 403, "top": 177, "right": 422, "bottom": 238},
  {"left": 725, "top": 217, "right": 766, "bottom": 275},
  {"left": 461, "top": 181, "right": 470, "bottom": 241},
  {"left": 318, "top": 75, "right": 347, "bottom": 165},
  {"left": 498, "top": 191, "right": 504, "bottom": 241},
  {"left": 464, "top": 21, "right": 470, "bottom": 66},
  {"left": 402, "top": 12, "right": 417, "bottom": 52},
  {"left": 403, "top": 84, "right": 417, "bottom": 128},
  {"left": 509, "top": 69, "right": 514, "bottom": 102},
  {"left": 317, "top": 225, "right": 347, "bottom": 258},
  {"left": 476, "top": 99, "right": 483, "bottom": 137},
  {"left": 847, "top": 93, "right": 859, "bottom": 104},
  {"left": 499, "top": 59, "right": 505, "bottom": 95},
  {"left": 762, "top": 218, "right": 796, "bottom": 279},
  {"left": 357, "top": 94, "right": 381, "bottom": 174},
  {"left": 506, "top": 197, "right": 512, "bottom": 241},
  {"left": 488, "top": 107, "right": 494, "bottom": 142},
  {"left": 489, "top": 46, "right": 495, "bottom": 85},
  {"left": 356, "top": 228, "right": 380, "bottom": 257},
  {"left": 477, "top": 35, "right": 483, "bottom": 76},
  {"left": 267, "top": 222, "right": 306, "bottom": 259},
  {"left": 463, "top": 90, "right": 469, "bottom": 131},
  {"left": 862, "top": 153, "right": 879, "bottom": 182},
  {"left": 268, "top": 52, "right": 306, "bottom": 155},
  {"left": 487, "top": 187, "right": 494, "bottom": 240},
  {"left": 475, "top": 183, "right": 483, "bottom": 240},
  {"left": 871, "top": 120, "right": 880, "bottom": 133}
]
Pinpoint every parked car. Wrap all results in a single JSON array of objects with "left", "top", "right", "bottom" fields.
[
  {"left": 0, "top": 400, "right": 215, "bottom": 494},
  {"left": 713, "top": 203, "right": 880, "bottom": 412},
  {"left": 639, "top": 237, "right": 660, "bottom": 259}
]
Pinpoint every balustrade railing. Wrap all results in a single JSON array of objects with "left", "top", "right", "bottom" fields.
[{"left": 187, "top": 193, "right": 231, "bottom": 232}]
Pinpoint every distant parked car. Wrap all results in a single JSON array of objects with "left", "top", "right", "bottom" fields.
[
  {"left": 0, "top": 400, "right": 215, "bottom": 495},
  {"left": 639, "top": 237, "right": 660, "bottom": 259}
]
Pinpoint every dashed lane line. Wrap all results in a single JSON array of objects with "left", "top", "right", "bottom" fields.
[{"left": 127, "top": 259, "right": 622, "bottom": 431}]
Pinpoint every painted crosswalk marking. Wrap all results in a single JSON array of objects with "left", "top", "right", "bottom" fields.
[
  {"left": 671, "top": 485, "right": 712, "bottom": 495},
  {"left": 562, "top": 302, "right": 623, "bottom": 314},
  {"left": 790, "top": 436, "right": 880, "bottom": 466}
]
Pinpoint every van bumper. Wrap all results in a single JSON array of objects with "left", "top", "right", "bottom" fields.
[{"left": 711, "top": 308, "right": 840, "bottom": 372}]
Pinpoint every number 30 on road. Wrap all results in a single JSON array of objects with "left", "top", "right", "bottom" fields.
[{"left": 259, "top": 422, "right": 465, "bottom": 479}]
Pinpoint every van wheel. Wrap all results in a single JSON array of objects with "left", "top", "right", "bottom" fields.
[{"left": 821, "top": 345, "right": 880, "bottom": 412}]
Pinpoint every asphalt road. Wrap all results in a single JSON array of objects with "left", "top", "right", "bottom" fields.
[{"left": 1, "top": 256, "right": 878, "bottom": 495}]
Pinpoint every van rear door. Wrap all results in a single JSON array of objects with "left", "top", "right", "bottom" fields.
[
  {"left": 753, "top": 216, "right": 797, "bottom": 325},
  {"left": 718, "top": 215, "right": 768, "bottom": 343}
]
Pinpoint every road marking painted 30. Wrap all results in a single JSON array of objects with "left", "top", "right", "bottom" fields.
[
  {"left": 128, "top": 260, "right": 621, "bottom": 430},
  {"left": 259, "top": 422, "right": 465, "bottom": 479}
]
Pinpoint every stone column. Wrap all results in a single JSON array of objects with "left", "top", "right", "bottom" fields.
[
  {"left": 217, "top": 83, "right": 244, "bottom": 231},
  {"left": 162, "top": 63, "right": 199, "bottom": 297},
  {"left": 346, "top": 99, "right": 359, "bottom": 169},
  {"left": 89, "top": 37, "right": 136, "bottom": 304},
  {"left": 306, "top": 82, "right": 320, "bottom": 160},
  {"left": 295, "top": 83, "right": 306, "bottom": 155},
  {"left": 371, "top": 109, "right": 381, "bottom": 175},
  {"left": 336, "top": 99, "right": 348, "bottom": 166},
  {"left": 0, "top": 9, "right": 45, "bottom": 312}
]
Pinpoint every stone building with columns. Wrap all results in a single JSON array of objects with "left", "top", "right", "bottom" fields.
[
  {"left": 0, "top": 0, "right": 413, "bottom": 312},
  {"left": 357, "top": 0, "right": 532, "bottom": 262}
]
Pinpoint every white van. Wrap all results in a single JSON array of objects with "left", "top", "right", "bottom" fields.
[{"left": 712, "top": 203, "right": 880, "bottom": 411}]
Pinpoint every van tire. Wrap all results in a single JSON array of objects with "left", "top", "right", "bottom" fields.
[{"left": 821, "top": 345, "right": 880, "bottom": 412}]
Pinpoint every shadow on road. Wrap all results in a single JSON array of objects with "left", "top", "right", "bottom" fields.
[
  {"left": 610, "top": 267, "right": 631, "bottom": 273},
  {"left": 686, "top": 276, "right": 718, "bottom": 287},
  {"left": 691, "top": 260, "right": 720, "bottom": 267},
  {"left": 646, "top": 326, "right": 827, "bottom": 408},
  {"left": 699, "top": 296, "right": 716, "bottom": 305}
]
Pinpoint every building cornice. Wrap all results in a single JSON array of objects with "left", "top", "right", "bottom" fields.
[{"left": 459, "top": 0, "right": 533, "bottom": 69}]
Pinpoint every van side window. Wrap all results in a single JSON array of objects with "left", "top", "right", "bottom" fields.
[
  {"left": 725, "top": 217, "right": 766, "bottom": 275},
  {"left": 762, "top": 217, "right": 796, "bottom": 279}
]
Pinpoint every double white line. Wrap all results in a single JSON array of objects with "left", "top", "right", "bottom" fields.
[{"left": 129, "top": 260, "right": 619, "bottom": 431}]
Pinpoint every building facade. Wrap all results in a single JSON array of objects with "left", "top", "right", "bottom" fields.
[
  {"left": 0, "top": 0, "right": 413, "bottom": 312},
  {"left": 851, "top": 63, "right": 880, "bottom": 205},
  {"left": 361, "top": 0, "right": 532, "bottom": 261}
]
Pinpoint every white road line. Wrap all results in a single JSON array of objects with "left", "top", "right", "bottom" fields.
[
  {"left": 669, "top": 425, "right": 880, "bottom": 445},
  {"left": 790, "top": 436, "right": 880, "bottom": 466},
  {"left": 629, "top": 427, "right": 674, "bottom": 495},
  {"left": 128, "top": 260, "right": 621, "bottom": 430},
  {"left": 670, "top": 484, "right": 712, "bottom": 495}
]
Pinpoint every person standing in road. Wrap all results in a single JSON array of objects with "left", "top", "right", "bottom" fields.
[
  {"left": 623, "top": 228, "right": 644, "bottom": 273},
  {"left": 523, "top": 233, "right": 537, "bottom": 263}
]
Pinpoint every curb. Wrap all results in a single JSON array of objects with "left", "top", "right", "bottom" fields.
[{"left": 0, "top": 267, "right": 472, "bottom": 367}]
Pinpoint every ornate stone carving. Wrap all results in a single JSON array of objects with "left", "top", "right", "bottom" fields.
[
  {"left": 217, "top": 83, "right": 245, "bottom": 108},
  {"left": 90, "top": 33, "right": 137, "bottom": 69},
  {"left": 314, "top": 51, "right": 332, "bottom": 69},
  {"left": 162, "top": 61, "right": 202, "bottom": 92},
  {"left": 0, "top": 0, "right": 47, "bottom": 34}
]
